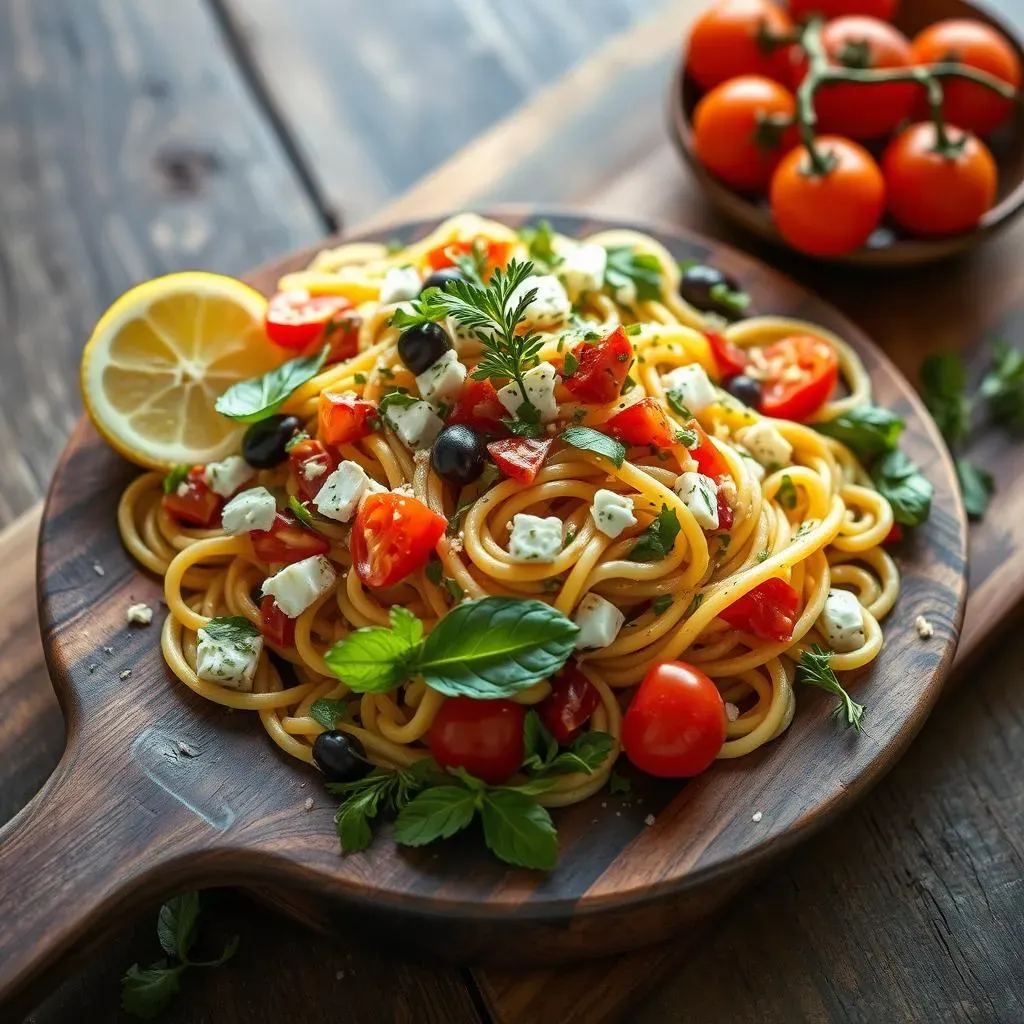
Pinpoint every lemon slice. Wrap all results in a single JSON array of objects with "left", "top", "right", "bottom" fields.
[{"left": 81, "top": 272, "right": 283, "bottom": 469}]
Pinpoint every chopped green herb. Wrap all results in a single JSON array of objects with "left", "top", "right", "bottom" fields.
[
  {"left": 162, "top": 465, "right": 191, "bottom": 494},
  {"left": 604, "top": 247, "right": 663, "bottom": 303},
  {"left": 624, "top": 323, "right": 642, "bottom": 337},
  {"left": 629, "top": 506, "right": 681, "bottom": 562},
  {"left": 354, "top": 372, "right": 367, "bottom": 385},
  {"left": 651, "top": 594, "right": 673, "bottom": 615},
  {"left": 777, "top": 474, "right": 798, "bottom": 510},
  {"left": 796, "top": 644, "right": 865, "bottom": 731}
]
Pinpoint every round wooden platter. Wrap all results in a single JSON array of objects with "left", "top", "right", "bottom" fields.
[{"left": 0, "top": 212, "right": 967, "bottom": 1008}]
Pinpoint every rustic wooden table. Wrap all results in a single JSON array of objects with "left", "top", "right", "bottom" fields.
[{"left": 3, "top": 1, "right": 1024, "bottom": 1022}]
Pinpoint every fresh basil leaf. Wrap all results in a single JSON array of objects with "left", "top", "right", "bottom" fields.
[
  {"left": 162, "top": 464, "right": 191, "bottom": 495},
  {"left": 324, "top": 608, "right": 424, "bottom": 692},
  {"left": 980, "top": 339, "right": 1024, "bottom": 429},
  {"left": 920, "top": 353, "right": 969, "bottom": 444},
  {"left": 393, "top": 786, "right": 478, "bottom": 846},
  {"left": 215, "top": 346, "right": 328, "bottom": 423},
  {"left": 390, "top": 288, "right": 448, "bottom": 330},
  {"left": 502, "top": 776, "right": 559, "bottom": 795},
  {"left": 198, "top": 616, "right": 261, "bottom": 652},
  {"left": 156, "top": 893, "right": 200, "bottom": 962},
  {"left": 871, "top": 450, "right": 933, "bottom": 527},
  {"left": 609, "top": 770, "right": 632, "bottom": 795},
  {"left": 604, "top": 247, "right": 663, "bottom": 304},
  {"left": 480, "top": 789, "right": 559, "bottom": 870},
  {"left": 559, "top": 426, "right": 626, "bottom": 468},
  {"left": 335, "top": 790, "right": 380, "bottom": 853},
  {"left": 521, "top": 709, "right": 559, "bottom": 772},
  {"left": 390, "top": 605, "right": 424, "bottom": 647},
  {"left": 419, "top": 597, "right": 579, "bottom": 699},
  {"left": 287, "top": 495, "right": 317, "bottom": 530},
  {"left": 629, "top": 506, "right": 681, "bottom": 562},
  {"left": 121, "top": 961, "right": 185, "bottom": 1019},
  {"left": 309, "top": 697, "right": 349, "bottom": 730},
  {"left": 814, "top": 406, "right": 904, "bottom": 461},
  {"left": 546, "top": 731, "right": 615, "bottom": 775},
  {"left": 955, "top": 458, "right": 994, "bottom": 521}
]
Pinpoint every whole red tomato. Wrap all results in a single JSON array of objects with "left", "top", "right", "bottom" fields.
[
  {"left": 686, "top": 0, "right": 795, "bottom": 92},
  {"left": 787, "top": 0, "right": 897, "bottom": 20},
  {"left": 882, "top": 122, "right": 998, "bottom": 236},
  {"left": 428, "top": 697, "right": 525, "bottom": 785},
  {"left": 769, "top": 135, "right": 886, "bottom": 256},
  {"left": 910, "top": 20, "right": 1022, "bottom": 137},
  {"left": 692, "top": 75, "right": 799, "bottom": 192}
]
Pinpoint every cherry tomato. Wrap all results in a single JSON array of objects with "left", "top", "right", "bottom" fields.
[
  {"left": 428, "top": 697, "right": 525, "bottom": 785},
  {"left": 719, "top": 577, "right": 801, "bottom": 641},
  {"left": 323, "top": 307, "right": 362, "bottom": 364},
  {"left": 687, "top": 420, "right": 732, "bottom": 479},
  {"left": 318, "top": 391, "right": 379, "bottom": 445},
  {"left": 447, "top": 378, "right": 508, "bottom": 435},
  {"left": 686, "top": 0, "right": 795, "bottom": 92},
  {"left": 425, "top": 238, "right": 513, "bottom": 275},
  {"left": 910, "top": 20, "right": 1022, "bottom": 137},
  {"left": 563, "top": 325, "right": 634, "bottom": 403},
  {"left": 692, "top": 75, "right": 799, "bottom": 192},
  {"left": 251, "top": 511, "right": 330, "bottom": 566},
  {"left": 787, "top": 0, "right": 897, "bottom": 20},
  {"left": 793, "top": 17, "right": 914, "bottom": 139},
  {"left": 769, "top": 136, "right": 885, "bottom": 256},
  {"left": 288, "top": 437, "right": 337, "bottom": 501},
  {"left": 161, "top": 467, "right": 223, "bottom": 528},
  {"left": 537, "top": 665, "right": 602, "bottom": 744},
  {"left": 260, "top": 595, "right": 296, "bottom": 647},
  {"left": 757, "top": 335, "right": 838, "bottom": 421},
  {"left": 706, "top": 331, "right": 748, "bottom": 378},
  {"left": 882, "top": 122, "right": 997, "bottom": 236},
  {"left": 606, "top": 398, "right": 677, "bottom": 448},
  {"left": 352, "top": 492, "right": 447, "bottom": 588},
  {"left": 486, "top": 437, "right": 554, "bottom": 485},
  {"left": 265, "top": 291, "right": 352, "bottom": 351},
  {"left": 622, "top": 661, "right": 726, "bottom": 778}
]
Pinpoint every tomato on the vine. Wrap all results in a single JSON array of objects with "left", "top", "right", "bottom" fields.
[
  {"left": 686, "top": 0, "right": 795, "bottom": 92},
  {"left": 692, "top": 75, "right": 799, "bottom": 192},
  {"left": 769, "top": 135, "right": 885, "bottom": 256},
  {"left": 910, "top": 20, "right": 1022, "bottom": 137},
  {"left": 758, "top": 334, "right": 838, "bottom": 420},
  {"left": 787, "top": 0, "right": 898, "bottom": 20},
  {"left": 882, "top": 122, "right": 997, "bottom": 236},
  {"left": 428, "top": 697, "right": 525, "bottom": 785},
  {"left": 621, "top": 661, "right": 726, "bottom": 778}
]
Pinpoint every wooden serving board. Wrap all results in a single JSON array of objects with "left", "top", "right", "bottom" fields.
[{"left": 0, "top": 212, "right": 966, "bottom": 1018}]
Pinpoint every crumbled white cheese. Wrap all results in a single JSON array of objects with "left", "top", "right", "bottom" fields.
[
  {"left": 674, "top": 471, "right": 719, "bottom": 531},
  {"left": 195, "top": 623, "right": 263, "bottom": 691},
  {"left": 303, "top": 796, "right": 315, "bottom": 812},
  {"left": 752, "top": 810, "right": 763, "bottom": 823},
  {"left": 221, "top": 486, "right": 278, "bottom": 535},
  {"left": 819, "top": 588, "right": 865, "bottom": 653},
  {"left": 93, "top": 562, "right": 106, "bottom": 577},
  {"left": 556, "top": 242, "right": 607, "bottom": 300},
  {"left": 508, "top": 513, "right": 563, "bottom": 562},
  {"left": 644, "top": 813, "right": 656, "bottom": 827},
  {"left": 204, "top": 455, "right": 253, "bottom": 497},
  {"left": 384, "top": 399, "right": 444, "bottom": 450},
  {"left": 315, "top": 461, "right": 370, "bottom": 523},
  {"left": 507, "top": 274, "right": 571, "bottom": 329},
  {"left": 725, "top": 701, "right": 740, "bottom": 722},
  {"left": 379, "top": 265, "right": 421, "bottom": 305},
  {"left": 415, "top": 350, "right": 466, "bottom": 406},
  {"left": 915, "top": 614, "right": 934, "bottom": 639},
  {"left": 126, "top": 603, "right": 154, "bottom": 626},
  {"left": 262, "top": 555, "right": 337, "bottom": 618},
  {"left": 301, "top": 457, "right": 329, "bottom": 482},
  {"left": 445, "top": 314, "right": 494, "bottom": 350},
  {"left": 176, "top": 482, "right": 190, "bottom": 498},
  {"left": 662, "top": 364, "right": 718, "bottom": 415},
  {"left": 573, "top": 593, "right": 625, "bottom": 650},
  {"left": 736, "top": 423, "right": 793, "bottom": 470},
  {"left": 497, "top": 361, "right": 559, "bottom": 423},
  {"left": 590, "top": 489, "right": 637, "bottom": 539},
  {"left": 120, "top": 669, "right": 132, "bottom": 680}
]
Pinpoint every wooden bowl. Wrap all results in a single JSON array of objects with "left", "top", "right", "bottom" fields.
[
  {"left": 0, "top": 212, "right": 967, "bottom": 1013},
  {"left": 669, "top": 0, "right": 1024, "bottom": 267}
]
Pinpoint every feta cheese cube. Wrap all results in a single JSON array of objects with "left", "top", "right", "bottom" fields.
[
  {"left": 674, "top": 471, "right": 720, "bottom": 530},
  {"left": 508, "top": 513, "right": 563, "bottom": 562},
  {"left": 384, "top": 398, "right": 444, "bottom": 450},
  {"left": 315, "top": 461, "right": 371, "bottom": 523},
  {"left": 736, "top": 423, "right": 793, "bottom": 470},
  {"left": 204, "top": 455, "right": 253, "bottom": 497},
  {"left": 415, "top": 350, "right": 467, "bottom": 407},
  {"left": 379, "top": 265, "right": 421, "bottom": 305},
  {"left": 497, "top": 362, "right": 559, "bottom": 423},
  {"left": 590, "top": 489, "right": 637, "bottom": 539},
  {"left": 819, "top": 588, "right": 865, "bottom": 653},
  {"left": 445, "top": 314, "right": 495, "bottom": 350},
  {"left": 262, "top": 555, "right": 337, "bottom": 618},
  {"left": 195, "top": 625, "right": 263, "bottom": 691},
  {"left": 662, "top": 364, "right": 718, "bottom": 415},
  {"left": 573, "top": 593, "right": 625, "bottom": 650},
  {"left": 507, "top": 274, "right": 571, "bottom": 329},
  {"left": 221, "top": 486, "right": 278, "bottom": 535},
  {"left": 557, "top": 243, "right": 607, "bottom": 300}
]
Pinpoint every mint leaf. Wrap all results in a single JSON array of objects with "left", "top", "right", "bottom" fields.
[
  {"left": 324, "top": 607, "right": 424, "bottom": 692},
  {"left": 121, "top": 962, "right": 185, "bottom": 1019},
  {"left": 871, "top": 450, "right": 933, "bottom": 527},
  {"left": 215, "top": 346, "right": 328, "bottom": 423},
  {"left": 308, "top": 697, "right": 349, "bottom": 730},
  {"left": 814, "top": 406, "right": 904, "bottom": 460},
  {"left": 157, "top": 893, "right": 199, "bottom": 961},
  {"left": 545, "top": 731, "right": 615, "bottom": 775},
  {"left": 393, "top": 786, "right": 478, "bottom": 846},
  {"left": 521, "top": 709, "right": 559, "bottom": 772},
  {"left": 480, "top": 790, "right": 559, "bottom": 870},
  {"left": 198, "top": 616, "right": 261, "bottom": 652},
  {"left": 955, "top": 458, "right": 994, "bottom": 521},
  {"left": 162, "top": 465, "right": 191, "bottom": 495},
  {"left": 629, "top": 506, "right": 681, "bottom": 562},
  {"left": 559, "top": 426, "right": 626, "bottom": 468},
  {"left": 604, "top": 247, "right": 663, "bottom": 304}
]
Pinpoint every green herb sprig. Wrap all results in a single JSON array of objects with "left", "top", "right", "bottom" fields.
[{"left": 796, "top": 644, "right": 865, "bottom": 731}]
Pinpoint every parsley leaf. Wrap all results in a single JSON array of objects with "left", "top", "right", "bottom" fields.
[
  {"left": 559, "top": 426, "right": 627, "bottom": 467},
  {"left": 871, "top": 450, "right": 933, "bottom": 527},
  {"left": 796, "top": 644, "right": 865, "bottom": 731},
  {"left": 562, "top": 349, "right": 580, "bottom": 376},
  {"left": 777, "top": 474, "right": 798, "bottom": 510},
  {"left": 308, "top": 697, "right": 350, "bottom": 730},
  {"left": 955, "top": 458, "right": 994, "bottom": 521},
  {"left": 604, "top": 247, "right": 663, "bottom": 304},
  {"left": 215, "top": 346, "right": 328, "bottom": 423},
  {"left": 162, "top": 465, "right": 191, "bottom": 495},
  {"left": 921, "top": 353, "right": 969, "bottom": 443},
  {"left": 629, "top": 506, "right": 681, "bottom": 562},
  {"left": 665, "top": 390, "right": 693, "bottom": 419},
  {"left": 814, "top": 406, "right": 905, "bottom": 460},
  {"left": 980, "top": 339, "right": 1024, "bottom": 429},
  {"left": 651, "top": 594, "right": 673, "bottom": 615}
]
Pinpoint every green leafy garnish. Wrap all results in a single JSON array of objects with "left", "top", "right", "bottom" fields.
[
  {"left": 323, "top": 606, "right": 424, "bottom": 693},
  {"left": 215, "top": 346, "right": 328, "bottom": 423},
  {"left": 330, "top": 763, "right": 432, "bottom": 853},
  {"left": 520, "top": 710, "right": 615, "bottom": 776},
  {"left": 708, "top": 281, "right": 750, "bottom": 315},
  {"left": 921, "top": 353, "right": 969, "bottom": 444},
  {"left": 777, "top": 474, "right": 798, "bottom": 510},
  {"left": 308, "top": 697, "right": 350, "bottom": 730},
  {"left": 479, "top": 789, "right": 558, "bottom": 870},
  {"left": 651, "top": 594, "right": 673, "bottom": 615},
  {"left": 562, "top": 350, "right": 580, "bottom": 376},
  {"left": 609, "top": 770, "right": 632, "bottom": 795},
  {"left": 871, "top": 450, "right": 933, "bottom": 527},
  {"left": 629, "top": 506, "right": 681, "bottom": 562},
  {"left": 441, "top": 577, "right": 464, "bottom": 603},
  {"left": 814, "top": 406, "right": 904, "bottom": 460},
  {"left": 955, "top": 458, "right": 994, "bottom": 521},
  {"left": 980, "top": 339, "right": 1024, "bottom": 429},
  {"left": 665, "top": 390, "right": 693, "bottom": 420},
  {"left": 518, "top": 219, "right": 561, "bottom": 272},
  {"left": 559, "top": 426, "right": 626, "bottom": 468},
  {"left": 603, "top": 247, "right": 663, "bottom": 304},
  {"left": 796, "top": 644, "right": 865, "bottom": 731},
  {"left": 624, "top": 323, "right": 643, "bottom": 337},
  {"left": 287, "top": 495, "right": 317, "bottom": 530},
  {"left": 162, "top": 465, "right": 191, "bottom": 494},
  {"left": 198, "top": 616, "right": 261, "bottom": 651}
]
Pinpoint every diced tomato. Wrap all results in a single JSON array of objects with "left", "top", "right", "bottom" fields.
[
  {"left": 884, "top": 523, "right": 903, "bottom": 545},
  {"left": 686, "top": 420, "right": 731, "bottom": 480},
  {"left": 288, "top": 438, "right": 337, "bottom": 500},
  {"left": 537, "top": 665, "right": 601, "bottom": 744},
  {"left": 352, "top": 492, "right": 447, "bottom": 588},
  {"left": 563, "top": 325, "right": 633, "bottom": 404},
  {"left": 705, "top": 331, "right": 747, "bottom": 378},
  {"left": 161, "top": 467, "right": 223, "bottom": 528},
  {"left": 487, "top": 437, "right": 554, "bottom": 485},
  {"left": 606, "top": 398, "right": 676, "bottom": 448},
  {"left": 322, "top": 307, "right": 362, "bottom": 364},
  {"left": 447, "top": 378, "right": 507, "bottom": 434},
  {"left": 260, "top": 595, "right": 296, "bottom": 647},
  {"left": 251, "top": 511, "right": 330, "bottom": 566},
  {"left": 425, "top": 238, "right": 513, "bottom": 276},
  {"left": 318, "top": 391, "right": 378, "bottom": 445},
  {"left": 758, "top": 335, "right": 838, "bottom": 422},
  {"left": 716, "top": 490, "right": 734, "bottom": 532},
  {"left": 265, "top": 290, "right": 352, "bottom": 351},
  {"left": 718, "top": 578, "right": 800, "bottom": 642}
]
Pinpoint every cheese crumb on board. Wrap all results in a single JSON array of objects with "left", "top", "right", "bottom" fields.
[
  {"left": 915, "top": 615, "right": 934, "bottom": 639},
  {"left": 126, "top": 603, "right": 153, "bottom": 626}
]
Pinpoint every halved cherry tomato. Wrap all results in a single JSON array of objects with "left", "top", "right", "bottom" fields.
[
  {"left": 288, "top": 437, "right": 337, "bottom": 501},
  {"left": 428, "top": 697, "right": 525, "bottom": 785},
  {"left": 322, "top": 307, "right": 363, "bottom": 364},
  {"left": 563, "top": 326, "right": 634, "bottom": 403},
  {"left": 706, "top": 331, "right": 747, "bottom": 378},
  {"left": 622, "top": 661, "right": 726, "bottom": 778},
  {"left": 687, "top": 420, "right": 732, "bottom": 479},
  {"left": 788, "top": 0, "right": 897, "bottom": 19},
  {"left": 352, "top": 492, "right": 447, "bottom": 588},
  {"left": 251, "top": 511, "right": 330, "bottom": 566},
  {"left": 606, "top": 398, "right": 676, "bottom": 448},
  {"left": 447, "top": 378, "right": 508, "bottom": 434},
  {"left": 717, "top": 490, "right": 735, "bottom": 532},
  {"left": 537, "top": 665, "right": 601, "bottom": 744},
  {"left": 487, "top": 437, "right": 554, "bottom": 485},
  {"left": 426, "top": 238, "right": 513, "bottom": 275},
  {"left": 719, "top": 577, "right": 800, "bottom": 641},
  {"left": 260, "top": 595, "right": 296, "bottom": 647},
  {"left": 758, "top": 335, "right": 838, "bottom": 421},
  {"left": 318, "top": 391, "right": 379, "bottom": 445},
  {"left": 161, "top": 467, "right": 222, "bottom": 528},
  {"left": 265, "top": 290, "right": 352, "bottom": 351}
]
